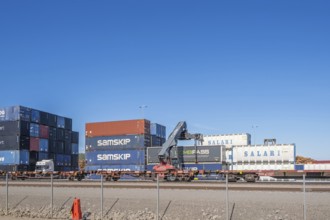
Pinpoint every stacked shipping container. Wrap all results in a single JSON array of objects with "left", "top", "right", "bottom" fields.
[
  {"left": 0, "top": 105, "right": 79, "bottom": 171},
  {"left": 85, "top": 119, "right": 158, "bottom": 171},
  {"left": 146, "top": 145, "right": 226, "bottom": 171}
]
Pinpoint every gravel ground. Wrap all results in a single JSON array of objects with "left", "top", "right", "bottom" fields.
[{"left": 0, "top": 183, "right": 329, "bottom": 220}]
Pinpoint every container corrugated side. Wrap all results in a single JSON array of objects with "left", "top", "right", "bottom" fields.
[
  {"left": 147, "top": 145, "right": 224, "bottom": 164},
  {"left": 0, "top": 150, "right": 29, "bottom": 165},
  {"left": 0, "top": 135, "right": 30, "bottom": 151},
  {"left": 0, "top": 121, "right": 30, "bottom": 136},
  {"left": 0, "top": 106, "right": 31, "bottom": 122},
  {"left": 85, "top": 119, "right": 150, "bottom": 137},
  {"left": 85, "top": 150, "right": 146, "bottom": 166},
  {"left": 85, "top": 135, "right": 149, "bottom": 151}
]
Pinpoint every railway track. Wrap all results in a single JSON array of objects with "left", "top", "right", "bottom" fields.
[{"left": 1, "top": 180, "right": 330, "bottom": 192}]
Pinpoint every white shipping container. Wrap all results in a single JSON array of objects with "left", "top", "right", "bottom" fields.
[
  {"left": 201, "top": 134, "right": 251, "bottom": 146},
  {"left": 231, "top": 164, "right": 294, "bottom": 171},
  {"left": 231, "top": 144, "right": 295, "bottom": 163},
  {"left": 304, "top": 164, "right": 330, "bottom": 170}
]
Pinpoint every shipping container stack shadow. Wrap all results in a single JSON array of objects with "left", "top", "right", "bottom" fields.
[
  {"left": 84, "top": 120, "right": 166, "bottom": 177},
  {"left": 0, "top": 105, "right": 79, "bottom": 172}
]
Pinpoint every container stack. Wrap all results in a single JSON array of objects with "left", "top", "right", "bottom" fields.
[
  {"left": 85, "top": 119, "right": 161, "bottom": 171},
  {"left": 0, "top": 105, "right": 79, "bottom": 171},
  {"left": 150, "top": 123, "right": 166, "bottom": 146}
]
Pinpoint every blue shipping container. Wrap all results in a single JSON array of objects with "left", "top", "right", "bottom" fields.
[
  {"left": 39, "top": 139, "right": 49, "bottom": 152},
  {"left": 38, "top": 152, "right": 49, "bottom": 161},
  {"left": 150, "top": 123, "right": 166, "bottom": 139},
  {"left": 0, "top": 150, "right": 29, "bottom": 165},
  {"left": 63, "top": 155, "right": 71, "bottom": 166},
  {"left": 57, "top": 116, "right": 65, "bottom": 128},
  {"left": 72, "top": 143, "right": 79, "bottom": 154},
  {"left": 30, "top": 123, "right": 40, "bottom": 137},
  {"left": 56, "top": 154, "right": 64, "bottom": 166},
  {"left": 295, "top": 164, "right": 305, "bottom": 171},
  {"left": 86, "top": 150, "right": 146, "bottom": 166},
  {"left": 85, "top": 135, "right": 148, "bottom": 151},
  {"left": 31, "top": 109, "right": 40, "bottom": 123},
  {"left": 85, "top": 165, "right": 145, "bottom": 171},
  {"left": 0, "top": 106, "right": 31, "bottom": 122}
]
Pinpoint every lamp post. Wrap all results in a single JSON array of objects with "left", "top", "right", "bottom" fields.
[
  {"left": 252, "top": 125, "right": 258, "bottom": 145},
  {"left": 139, "top": 105, "right": 148, "bottom": 119}
]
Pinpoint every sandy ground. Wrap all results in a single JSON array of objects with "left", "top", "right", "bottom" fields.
[{"left": 0, "top": 183, "right": 330, "bottom": 220}]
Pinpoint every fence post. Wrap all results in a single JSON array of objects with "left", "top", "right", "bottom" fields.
[
  {"left": 157, "top": 174, "right": 159, "bottom": 220},
  {"left": 303, "top": 174, "right": 306, "bottom": 220},
  {"left": 51, "top": 173, "right": 53, "bottom": 218},
  {"left": 101, "top": 174, "right": 103, "bottom": 220},
  {"left": 226, "top": 174, "right": 229, "bottom": 220},
  {"left": 6, "top": 172, "right": 9, "bottom": 215}
]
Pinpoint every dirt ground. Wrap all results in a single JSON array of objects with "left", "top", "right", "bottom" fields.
[{"left": 0, "top": 184, "right": 330, "bottom": 220}]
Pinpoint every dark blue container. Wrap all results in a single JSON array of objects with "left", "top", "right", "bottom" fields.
[
  {"left": 48, "top": 113, "right": 57, "bottom": 127},
  {"left": 0, "top": 135, "right": 30, "bottom": 150},
  {"left": 56, "top": 154, "right": 64, "bottom": 166},
  {"left": 38, "top": 152, "right": 49, "bottom": 161},
  {"left": 39, "top": 139, "right": 49, "bottom": 152},
  {"left": 72, "top": 143, "right": 79, "bottom": 154},
  {"left": 0, "top": 106, "right": 31, "bottom": 122},
  {"left": 85, "top": 135, "right": 149, "bottom": 152},
  {"left": 0, "top": 121, "right": 30, "bottom": 136},
  {"left": 49, "top": 127, "right": 57, "bottom": 140},
  {"left": 63, "top": 155, "right": 71, "bottom": 166},
  {"left": 295, "top": 164, "right": 305, "bottom": 171},
  {"left": 31, "top": 109, "right": 40, "bottom": 123},
  {"left": 39, "top": 111, "right": 49, "bottom": 125},
  {"left": 30, "top": 123, "right": 40, "bottom": 137},
  {"left": 56, "top": 141, "right": 64, "bottom": 154},
  {"left": 85, "top": 165, "right": 145, "bottom": 171},
  {"left": 0, "top": 150, "right": 29, "bottom": 165},
  {"left": 151, "top": 135, "right": 165, "bottom": 147},
  {"left": 64, "top": 117, "right": 72, "bottom": 130},
  {"left": 71, "top": 154, "right": 79, "bottom": 167},
  {"left": 182, "top": 163, "right": 222, "bottom": 171},
  {"left": 64, "top": 140, "right": 71, "bottom": 154},
  {"left": 49, "top": 140, "right": 56, "bottom": 153},
  {"left": 150, "top": 123, "right": 166, "bottom": 139},
  {"left": 57, "top": 116, "right": 65, "bottom": 128},
  {"left": 57, "top": 128, "right": 65, "bottom": 141},
  {"left": 64, "top": 130, "right": 71, "bottom": 141},
  {"left": 85, "top": 150, "right": 146, "bottom": 166},
  {"left": 71, "top": 131, "right": 79, "bottom": 143},
  {"left": 0, "top": 164, "right": 29, "bottom": 171}
]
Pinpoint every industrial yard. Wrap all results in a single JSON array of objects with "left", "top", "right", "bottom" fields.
[{"left": 1, "top": 181, "right": 330, "bottom": 220}]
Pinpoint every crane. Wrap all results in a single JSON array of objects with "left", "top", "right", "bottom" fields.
[{"left": 153, "top": 121, "right": 203, "bottom": 173}]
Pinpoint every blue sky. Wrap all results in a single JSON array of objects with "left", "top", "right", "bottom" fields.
[{"left": 0, "top": 1, "right": 329, "bottom": 159}]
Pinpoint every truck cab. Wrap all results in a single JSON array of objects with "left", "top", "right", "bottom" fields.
[{"left": 35, "top": 159, "right": 55, "bottom": 173}]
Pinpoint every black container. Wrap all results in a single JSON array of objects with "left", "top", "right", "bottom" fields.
[
  {"left": 56, "top": 141, "right": 64, "bottom": 153},
  {"left": 0, "top": 165, "right": 29, "bottom": 172},
  {"left": 64, "top": 117, "right": 72, "bottom": 130},
  {"left": 57, "top": 128, "right": 65, "bottom": 141},
  {"left": 71, "top": 155, "right": 79, "bottom": 167},
  {"left": 48, "top": 113, "right": 57, "bottom": 127},
  {"left": 71, "top": 131, "right": 79, "bottom": 143},
  {"left": 29, "top": 151, "right": 38, "bottom": 165},
  {"left": 0, "top": 135, "right": 30, "bottom": 150},
  {"left": 40, "top": 111, "right": 49, "bottom": 125},
  {"left": 49, "top": 140, "right": 57, "bottom": 153},
  {"left": 49, "top": 127, "right": 57, "bottom": 140},
  {"left": 0, "top": 121, "right": 30, "bottom": 136},
  {"left": 64, "top": 130, "right": 72, "bottom": 141},
  {"left": 64, "top": 140, "right": 71, "bottom": 154}
]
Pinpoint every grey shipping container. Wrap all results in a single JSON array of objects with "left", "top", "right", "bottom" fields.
[
  {"left": 57, "top": 116, "right": 65, "bottom": 128},
  {"left": 0, "top": 106, "right": 31, "bottom": 122},
  {"left": 147, "top": 145, "right": 224, "bottom": 164},
  {"left": 0, "top": 164, "right": 29, "bottom": 172},
  {"left": 0, "top": 121, "right": 30, "bottom": 136},
  {"left": 48, "top": 113, "right": 57, "bottom": 127},
  {"left": 0, "top": 135, "right": 30, "bottom": 151}
]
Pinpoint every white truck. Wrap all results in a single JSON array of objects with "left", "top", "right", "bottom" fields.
[{"left": 35, "top": 159, "right": 55, "bottom": 173}]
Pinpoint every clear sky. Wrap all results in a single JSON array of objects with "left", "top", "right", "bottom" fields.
[{"left": 0, "top": 1, "right": 329, "bottom": 159}]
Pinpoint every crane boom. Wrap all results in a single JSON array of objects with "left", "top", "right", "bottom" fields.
[{"left": 153, "top": 121, "right": 203, "bottom": 172}]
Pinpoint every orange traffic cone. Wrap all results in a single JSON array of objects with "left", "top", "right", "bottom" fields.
[{"left": 71, "top": 197, "right": 82, "bottom": 220}]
